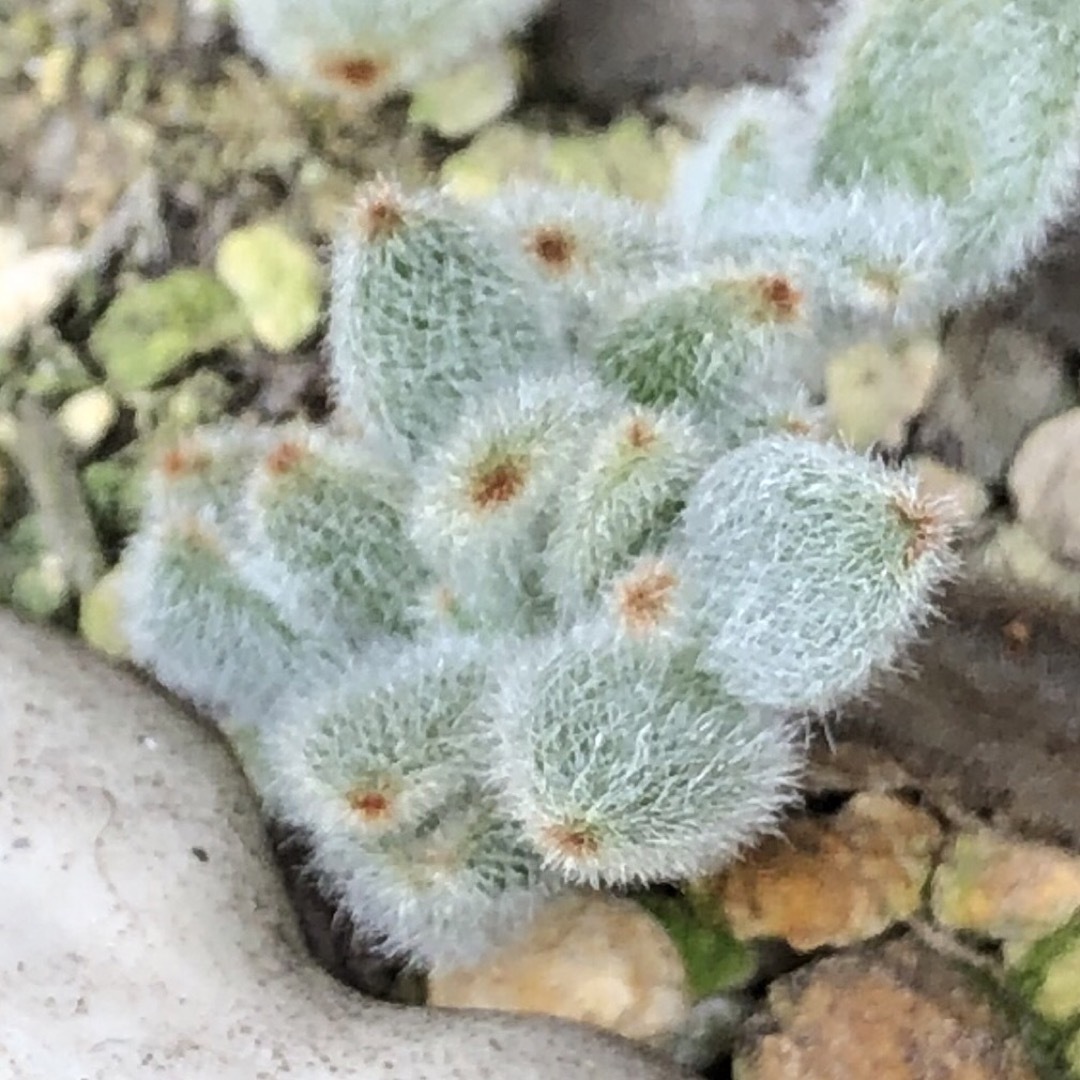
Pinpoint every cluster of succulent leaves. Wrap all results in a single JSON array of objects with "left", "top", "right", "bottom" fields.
[{"left": 122, "top": 0, "right": 1080, "bottom": 969}]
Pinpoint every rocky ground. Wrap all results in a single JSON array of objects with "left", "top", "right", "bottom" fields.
[{"left": 4, "top": 2, "right": 1080, "bottom": 1079}]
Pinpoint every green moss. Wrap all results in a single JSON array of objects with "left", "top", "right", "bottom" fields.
[
  {"left": 91, "top": 269, "right": 251, "bottom": 394},
  {"left": 636, "top": 890, "right": 757, "bottom": 999}
]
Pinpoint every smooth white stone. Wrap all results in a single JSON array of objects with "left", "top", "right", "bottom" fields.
[{"left": 0, "top": 610, "right": 688, "bottom": 1080}]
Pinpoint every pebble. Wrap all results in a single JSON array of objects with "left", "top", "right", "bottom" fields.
[
  {"left": 215, "top": 223, "right": 322, "bottom": 353},
  {"left": 913, "top": 307, "right": 1074, "bottom": 482},
  {"left": 408, "top": 49, "right": 522, "bottom": 138},
  {"left": 11, "top": 553, "right": 71, "bottom": 619},
  {"left": 32, "top": 44, "right": 76, "bottom": 106},
  {"left": 932, "top": 829, "right": 1080, "bottom": 948},
  {"left": 91, "top": 269, "right": 250, "bottom": 393},
  {"left": 974, "top": 521, "right": 1080, "bottom": 609},
  {"left": 0, "top": 244, "right": 82, "bottom": 349},
  {"left": 1009, "top": 408, "right": 1080, "bottom": 565},
  {"left": 428, "top": 891, "right": 691, "bottom": 1043},
  {"left": 78, "top": 565, "right": 130, "bottom": 659},
  {"left": 705, "top": 793, "right": 942, "bottom": 951},
  {"left": 56, "top": 387, "right": 119, "bottom": 453},
  {"left": 825, "top": 337, "right": 940, "bottom": 451},
  {"left": 736, "top": 939, "right": 1039, "bottom": 1080}
]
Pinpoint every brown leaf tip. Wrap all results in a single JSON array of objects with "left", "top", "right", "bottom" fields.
[
  {"left": 542, "top": 822, "right": 601, "bottom": 860},
  {"left": 526, "top": 225, "right": 579, "bottom": 276},
  {"left": 347, "top": 787, "right": 394, "bottom": 822},
  {"left": 890, "top": 494, "right": 948, "bottom": 567},
  {"left": 356, "top": 184, "right": 406, "bottom": 243},
  {"left": 623, "top": 415, "right": 658, "bottom": 451},
  {"left": 468, "top": 453, "right": 529, "bottom": 511},
  {"left": 782, "top": 417, "right": 813, "bottom": 436},
  {"left": 313, "top": 52, "right": 388, "bottom": 91},
  {"left": 265, "top": 439, "right": 309, "bottom": 476},
  {"left": 158, "top": 443, "right": 211, "bottom": 479},
  {"left": 758, "top": 275, "right": 802, "bottom": 321},
  {"left": 615, "top": 560, "right": 679, "bottom": 635}
]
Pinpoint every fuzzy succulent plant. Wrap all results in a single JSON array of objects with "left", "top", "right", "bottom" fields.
[
  {"left": 121, "top": 0, "right": 1080, "bottom": 971},
  {"left": 229, "top": 0, "right": 547, "bottom": 103}
]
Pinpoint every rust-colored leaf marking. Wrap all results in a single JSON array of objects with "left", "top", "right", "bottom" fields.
[
  {"left": 313, "top": 52, "right": 388, "bottom": 90},
  {"left": 616, "top": 561, "right": 679, "bottom": 634},
  {"left": 347, "top": 788, "right": 393, "bottom": 822},
  {"left": 543, "top": 822, "right": 601, "bottom": 859},
  {"left": 265, "top": 440, "right": 308, "bottom": 476},
  {"left": 469, "top": 454, "right": 528, "bottom": 511},
  {"left": 357, "top": 187, "right": 405, "bottom": 243},
  {"left": 758, "top": 275, "right": 802, "bottom": 321},
  {"left": 891, "top": 495, "right": 944, "bottom": 567},
  {"left": 158, "top": 444, "right": 210, "bottom": 479},
  {"left": 781, "top": 415, "right": 814, "bottom": 437},
  {"left": 526, "top": 225, "right": 579, "bottom": 276},
  {"left": 623, "top": 415, "right": 658, "bottom": 451}
]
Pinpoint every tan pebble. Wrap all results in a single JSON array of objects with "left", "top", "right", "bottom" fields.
[
  {"left": 708, "top": 793, "right": 942, "bottom": 951},
  {"left": 56, "top": 388, "right": 119, "bottom": 453},
  {"left": 973, "top": 522, "right": 1080, "bottom": 608},
  {"left": 0, "top": 246, "right": 81, "bottom": 349},
  {"left": 33, "top": 45, "right": 76, "bottom": 106},
  {"left": 1009, "top": 408, "right": 1080, "bottom": 564},
  {"left": 825, "top": 337, "right": 940, "bottom": 451},
  {"left": 428, "top": 891, "right": 691, "bottom": 1042},
  {"left": 737, "top": 939, "right": 1039, "bottom": 1080},
  {"left": 932, "top": 829, "right": 1080, "bottom": 946}
]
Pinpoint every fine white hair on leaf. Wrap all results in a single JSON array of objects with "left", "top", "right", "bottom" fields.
[
  {"left": 408, "top": 369, "right": 622, "bottom": 630},
  {"left": 309, "top": 784, "right": 561, "bottom": 969},
  {"left": 588, "top": 260, "right": 820, "bottom": 443},
  {"left": 799, "top": 0, "right": 1080, "bottom": 304},
  {"left": 671, "top": 84, "right": 818, "bottom": 229},
  {"left": 694, "top": 185, "right": 957, "bottom": 340},
  {"left": 484, "top": 181, "right": 695, "bottom": 320},
  {"left": 263, "top": 634, "right": 491, "bottom": 847},
  {"left": 329, "top": 177, "right": 572, "bottom": 447},
  {"left": 141, "top": 421, "right": 276, "bottom": 546},
  {"left": 236, "top": 421, "right": 427, "bottom": 645},
  {"left": 120, "top": 517, "right": 319, "bottom": 728},
  {"left": 542, "top": 403, "right": 710, "bottom": 612},
  {"left": 680, "top": 432, "right": 960, "bottom": 715},
  {"left": 487, "top": 624, "right": 803, "bottom": 888}
]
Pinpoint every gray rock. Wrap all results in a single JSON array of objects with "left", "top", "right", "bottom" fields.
[
  {"left": 0, "top": 609, "right": 691, "bottom": 1080},
  {"left": 534, "top": 0, "right": 838, "bottom": 111},
  {"left": 910, "top": 306, "right": 1075, "bottom": 483}
]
